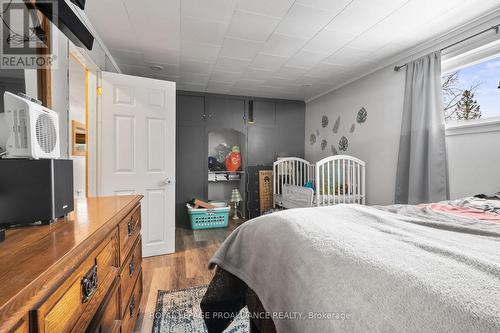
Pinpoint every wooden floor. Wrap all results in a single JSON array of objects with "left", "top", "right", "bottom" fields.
[{"left": 136, "top": 220, "right": 240, "bottom": 332}]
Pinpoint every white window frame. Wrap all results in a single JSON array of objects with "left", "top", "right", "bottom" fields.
[{"left": 442, "top": 36, "right": 500, "bottom": 133}]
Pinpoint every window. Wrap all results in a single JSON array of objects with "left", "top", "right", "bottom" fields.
[{"left": 442, "top": 55, "right": 500, "bottom": 122}]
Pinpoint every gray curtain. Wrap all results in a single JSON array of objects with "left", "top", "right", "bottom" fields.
[{"left": 395, "top": 51, "right": 448, "bottom": 204}]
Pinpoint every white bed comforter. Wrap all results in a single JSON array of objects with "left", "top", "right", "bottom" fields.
[{"left": 209, "top": 204, "right": 500, "bottom": 333}]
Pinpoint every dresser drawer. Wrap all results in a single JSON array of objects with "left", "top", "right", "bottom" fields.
[
  {"left": 118, "top": 205, "right": 141, "bottom": 265},
  {"left": 86, "top": 279, "right": 121, "bottom": 333},
  {"left": 121, "top": 272, "right": 143, "bottom": 333},
  {"left": 120, "top": 237, "right": 142, "bottom": 316},
  {"left": 36, "top": 232, "right": 119, "bottom": 333}
]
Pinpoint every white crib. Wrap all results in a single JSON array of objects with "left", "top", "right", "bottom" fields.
[{"left": 273, "top": 155, "right": 366, "bottom": 208}]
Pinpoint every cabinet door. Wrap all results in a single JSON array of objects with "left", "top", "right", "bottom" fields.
[
  {"left": 274, "top": 102, "right": 305, "bottom": 158},
  {"left": 251, "top": 101, "right": 275, "bottom": 128},
  {"left": 176, "top": 95, "right": 207, "bottom": 228},
  {"left": 247, "top": 101, "right": 276, "bottom": 166},
  {"left": 206, "top": 97, "right": 246, "bottom": 133},
  {"left": 177, "top": 95, "right": 205, "bottom": 126},
  {"left": 248, "top": 126, "right": 276, "bottom": 166}
]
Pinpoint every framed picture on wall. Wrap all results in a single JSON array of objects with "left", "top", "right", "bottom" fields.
[{"left": 72, "top": 120, "right": 86, "bottom": 156}]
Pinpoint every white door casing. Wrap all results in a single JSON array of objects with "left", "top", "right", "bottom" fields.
[{"left": 99, "top": 71, "right": 175, "bottom": 257}]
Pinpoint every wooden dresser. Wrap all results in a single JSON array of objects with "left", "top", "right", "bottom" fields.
[{"left": 0, "top": 195, "right": 143, "bottom": 333}]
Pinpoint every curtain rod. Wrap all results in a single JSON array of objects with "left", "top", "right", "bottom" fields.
[{"left": 394, "top": 24, "right": 500, "bottom": 72}]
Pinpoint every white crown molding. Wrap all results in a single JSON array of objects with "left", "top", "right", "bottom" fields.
[
  {"left": 305, "top": 7, "right": 500, "bottom": 104},
  {"left": 66, "top": 1, "right": 122, "bottom": 73}
]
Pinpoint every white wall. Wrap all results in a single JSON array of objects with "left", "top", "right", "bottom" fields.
[
  {"left": 446, "top": 121, "right": 500, "bottom": 199},
  {"left": 305, "top": 67, "right": 405, "bottom": 205}
]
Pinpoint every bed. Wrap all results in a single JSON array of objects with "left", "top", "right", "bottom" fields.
[
  {"left": 273, "top": 155, "right": 366, "bottom": 209},
  {"left": 201, "top": 196, "right": 500, "bottom": 333}
]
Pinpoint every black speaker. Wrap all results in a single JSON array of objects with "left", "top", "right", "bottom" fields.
[{"left": 0, "top": 159, "right": 74, "bottom": 226}]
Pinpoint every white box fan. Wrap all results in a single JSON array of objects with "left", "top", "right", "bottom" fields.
[{"left": 1, "top": 92, "right": 60, "bottom": 159}]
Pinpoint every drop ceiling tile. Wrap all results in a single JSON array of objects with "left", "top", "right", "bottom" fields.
[
  {"left": 143, "top": 49, "right": 179, "bottom": 65},
  {"left": 219, "top": 38, "right": 263, "bottom": 61},
  {"left": 144, "top": 62, "right": 180, "bottom": 76},
  {"left": 251, "top": 53, "right": 288, "bottom": 71},
  {"left": 323, "top": 47, "right": 373, "bottom": 65},
  {"left": 347, "top": 35, "right": 391, "bottom": 51},
  {"left": 210, "top": 70, "right": 242, "bottom": 82},
  {"left": 274, "top": 66, "right": 309, "bottom": 80},
  {"left": 180, "top": 60, "right": 213, "bottom": 75},
  {"left": 233, "top": 79, "right": 266, "bottom": 90},
  {"left": 181, "top": 0, "right": 238, "bottom": 23},
  {"left": 181, "top": 42, "right": 221, "bottom": 63},
  {"left": 214, "top": 57, "right": 251, "bottom": 73},
  {"left": 266, "top": 76, "right": 296, "bottom": 87},
  {"left": 119, "top": 64, "right": 148, "bottom": 77},
  {"left": 180, "top": 72, "right": 210, "bottom": 85},
  {"left": 285, "top": 50, "right": 325, "bottom": 69},
  {"left": 110, "top": 48, "right": 144, "bottom": 66},
  {"left": 123, "top": 0, "right": 181, "bottom": 49},
  {"left": 207, "top": 80, "right": 234, "bottom": 91},
  {"left": 181, "top": 17, "right": 228, "bottom": 45},
  {"left": 296, "top": 0, "right": 352, "bottom": 13},
  {"left": 305, "top": 62, "right": 347, "bottom": 79},
  {"left": 226, "top": 11, "right": 281, "bottom": 41},
  {"left": 236, "top": 0, "right": 294, "bottom": 18},
  {"left": 240, "top": 68, "right": 275, "bottom": 80},
  {"left": 324, "top": 0, "right": 408, "bottom": 35},
  {"left": 231, "top": 87, "right": 259, "bottom": 96},
  {"left": 302, "top": 29, "right": 356, "bottom": 55},
  {"left": 86, "top": 0, "right": 138, "bottom": 50},
  {"left": 261, "top": 34, "right": 308, "bottom": 57},
  {"left": 275, "top": 4, "right": 332, "bottom": 39}
]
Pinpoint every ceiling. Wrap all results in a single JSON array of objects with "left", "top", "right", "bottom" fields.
[{"left": 85, "top": 0, "right": 500, "bottom": 101}]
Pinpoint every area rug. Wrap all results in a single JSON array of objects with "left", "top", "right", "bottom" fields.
[{"left": 152, "top": 285, "right": 250, "bottom": 333}]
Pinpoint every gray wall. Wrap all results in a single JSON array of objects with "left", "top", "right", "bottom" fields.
[{"left": 176, "top": 92, "right": 305, "bottom": 228}]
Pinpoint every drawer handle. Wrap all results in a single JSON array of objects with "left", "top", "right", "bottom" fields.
[
  {"left": 129, "top": 295, "right": 136, "bottom": 316},
  {"left": 129, "top": 254, "right": 135, "bottom": 276},
  {"left": 127, "top": 218, "right": 135, "bottom": 236},
  {"left": 81, "top": 264, "right": 98, "bottom": 303}
]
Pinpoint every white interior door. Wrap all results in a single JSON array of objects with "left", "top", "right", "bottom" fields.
[{"left": 99, "top": 71, "right": 175, "bottom": 257}]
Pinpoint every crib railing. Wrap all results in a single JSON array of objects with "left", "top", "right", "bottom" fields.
[
  {"left": 273, "top": 157, "right": 314, "bottom": 207},
  {"left": 315, "top": 155, "right": 366, "bottom": 206}
]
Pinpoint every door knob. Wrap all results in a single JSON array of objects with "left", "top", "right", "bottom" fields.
[{"left": 162, "top": 178, "right": 172, "bottom": 185}]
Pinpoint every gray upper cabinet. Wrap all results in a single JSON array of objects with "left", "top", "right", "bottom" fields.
[
  {"left": 274, "top": 102, "right": 305, "bottom": 158},
  {"left": 247, "top": 126, "right": 276, "bottom": 166},
  {"left": 276, "top": 102, "right": 305, "bottom": 129},
  {"left": 178, "top": 95, "right": 205, "bottom": 126},
  {"left": 206, "top": 97, "right": 246, "bottom": 133},
  {"left": 252, "top": 101, "right": 275, "bottom": 128}
]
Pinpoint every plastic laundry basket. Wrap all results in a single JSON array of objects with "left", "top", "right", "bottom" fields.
[{"left": 186, "top": 202, "right": 230, "bottom": 230}]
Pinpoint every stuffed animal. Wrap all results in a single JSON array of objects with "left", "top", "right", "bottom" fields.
[{"left": 225, "top": 145, "right": 241, "bottom": 172}]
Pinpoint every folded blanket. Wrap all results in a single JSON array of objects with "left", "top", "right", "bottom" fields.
[{"left": 209, "top": 204, "right": 500, "bottom": 333}]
